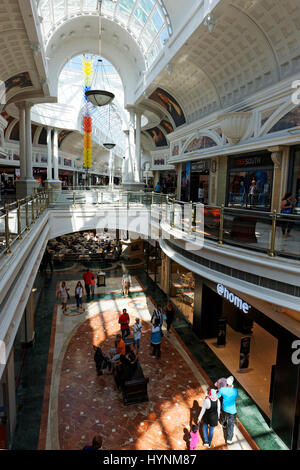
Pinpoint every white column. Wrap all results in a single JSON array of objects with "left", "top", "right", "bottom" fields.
[
  {"left": 46, "top": 127, "right": 52, "bottom": 181},
  {"left": 53, "top": 129, "right": 59, "bottom": 180},
  {"left": 6, "top": 350, "right": 16, "bottom": 442},
  {"left": 16, "top": 102, "right": 26, "bottom": 179},
  {"left": 24, "top": 102, "right": 34, "bottom": 181},
  {"left": 128, "top": 110, "right": 135, "bottom": 181},
  {"left": 135, "top": 111, "right": 142, "bottom": 183},
  {"left": 123, "top": 129, "right": 133, "bottom": 182}
]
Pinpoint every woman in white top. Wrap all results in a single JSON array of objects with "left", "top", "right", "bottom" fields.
[
  {"left": 57, "top": 281, "right": 69, "bottom": 313},
  {"left": 198, "top": 388, "right": 220, "bottom": 448},
  {"left": 133, "top": 317, "right": 142, "bottom": 351}
]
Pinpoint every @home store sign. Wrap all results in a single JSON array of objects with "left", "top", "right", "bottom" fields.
[{"left": 217, "top": 284, "right": 251, "bottom": 314}]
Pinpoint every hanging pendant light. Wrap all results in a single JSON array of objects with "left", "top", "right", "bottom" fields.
[
  {"left": 103, "top": 103, "right": 116, "bottom": 149},
  {"left": 85, "top": 0, "right": 115, "bottom": 107},
  {"left": 103, "top": 142, "right": 116, "bottom": 149}
]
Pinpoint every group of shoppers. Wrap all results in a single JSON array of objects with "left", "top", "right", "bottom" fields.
[
  {"left": 189, "top": 375, "right": 239, "bottom": 449},
  {"left": 56, "top": 268, "right": 96, "bottom": 312}
]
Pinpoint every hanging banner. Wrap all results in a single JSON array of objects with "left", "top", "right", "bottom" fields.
[
  {"left": 217, "top": 318, "right": 227, "bottom": 346},
  {"left": 239, "top": 336, "right": 251, "bottom": 369}
]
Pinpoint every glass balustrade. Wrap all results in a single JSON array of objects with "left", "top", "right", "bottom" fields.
[{"left": 0, "top": 189, "right": 300, "bottom": 261}]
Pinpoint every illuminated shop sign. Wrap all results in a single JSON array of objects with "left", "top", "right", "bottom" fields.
[
  {"left": 217, "top": 284, "right": 251, "bottom": 314},
  {"left": 229, "top": 153, "right": 273, "bottom": 169}
]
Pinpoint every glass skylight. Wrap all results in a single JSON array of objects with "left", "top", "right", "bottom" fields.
[
  {"left": 37, "top": 0, "right": 172, "bottom": 67},
  {"left": 59, "top": 54, "right": 127, "bottom": 158}
]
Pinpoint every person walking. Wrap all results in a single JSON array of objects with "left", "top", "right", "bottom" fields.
[
  {"left": 90, "top": 274, "right": 95, "bottom": 300},
  {"left": 151, "top": 307, "right": 163, "bottom": 326},
  {"left": 42, "top": 248, "right": 53, "bottom": 272},
  {"left": 118, "top": 308, "right": 130, "bottom": 339},
  {"left": 198, "top": 389, "right": 220, "bottom": 448},
  {"left": 122, "top": 271, "right": 132, "bottom": 297},
  {"left": 75, "top": 281, "right": 85, "bottom": 312},
  {"left": 217, "top": 376, "right": 238, "bottom": 444},
  {"left": 164, "top": 301, "right": 176, "bottom": 336},
  {"left": 133, "top": 317, "right": 142, "bottom": 352},
  {"left": 150, "top": 317, "right": 163, "bottom": 359},
  {"left": 189, "top": 424, "right": 200, "bottom": 450},
  {"left": 56, "top": 281, "right": 69, "bottom": 313},
  {"left": 83, "top": 268, "right": 94, "bottom": 301}
]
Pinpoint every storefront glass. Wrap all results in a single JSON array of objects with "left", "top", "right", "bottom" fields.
[
  {"left": 180, "top": 162, "right": 191, "bottom": 202},
  {"left": 170, "top": 261, "right": 194, "bottom": 324},
  {"left": 227, "top": 153, "right": 273, "bottom": 211},
  {"left": 190, "top": 162, "right": 210, "bottom": 203},
  {"left": 291, "top": 150, "right": 300, "bottom": 214},
  {"left": 158, "top": 171, "right": 176, "bottom": 194}
]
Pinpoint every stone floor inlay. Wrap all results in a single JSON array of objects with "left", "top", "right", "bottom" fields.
[{"left": 39, "top": 275, "right": 252, "bottom": 451}]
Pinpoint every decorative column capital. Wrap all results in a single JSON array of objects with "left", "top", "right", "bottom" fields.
[
  {"left": 268, "top": 146, "right": 287, "bottom": 168},
  {"left": 125, "top": 105, "right": 143, "bottom": 116},
  {"left": 15, "top": 101, "right": 26, "bottom": 110},
  {"left": 24, "top": 101, "right": 34, "bottom": 110}
]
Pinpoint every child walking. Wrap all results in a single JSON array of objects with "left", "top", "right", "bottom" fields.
[{"left": 189, "top": 424, "right": 200, "bottom": 450}]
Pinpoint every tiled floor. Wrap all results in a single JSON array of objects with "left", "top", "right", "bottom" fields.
[
  {"left": 39, "top": 285, "right": 251, "bottom": 450},
  {"left": 205, "top": 323, "right": 278, "bottom": 418},
  {"left": 11, "top": 263, "right": 287, "bottom": 451}
]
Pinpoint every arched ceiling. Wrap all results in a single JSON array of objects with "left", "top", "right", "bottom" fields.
[
  {"left": 45, "top": 16, "right": 145, "bottom": 104},
  {"left": 0, "top": 0, "right": 47, "bottom": 108},
  {"left": 139, "top": 0, "right": 300, "bottom": 124}
]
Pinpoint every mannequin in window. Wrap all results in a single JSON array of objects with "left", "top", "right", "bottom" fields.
[{"left": 248, "top": 179, "right": 257, "bottom": 208}]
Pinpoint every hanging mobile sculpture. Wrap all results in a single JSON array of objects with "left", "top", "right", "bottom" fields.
[{"left": 82, "top": 58, "right": 93, "bottom": 170}]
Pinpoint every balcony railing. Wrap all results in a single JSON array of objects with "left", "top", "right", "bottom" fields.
[{"left": 0, "top": 189, "right": 299, "bottom": 261}]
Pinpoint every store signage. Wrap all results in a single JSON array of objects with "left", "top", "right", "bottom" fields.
[
  {"left": 229, "top": 153, "right": 273, "bottom": 170},
  {"left": 154, "top": 158, "right": 165, "bottom": 165},
  {"left": 191, "top": 160, "right": 211, "bottom": 172},
  {"left": 217, "top": 284, "right": 251, "bottom": 314}
]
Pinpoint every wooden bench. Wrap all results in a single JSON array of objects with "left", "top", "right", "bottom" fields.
[{"left": 114, "top": 338, "right": 149, "bottom": 406}]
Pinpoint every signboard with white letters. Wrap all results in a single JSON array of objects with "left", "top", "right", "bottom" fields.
[{"left": 217, "top": 283, "right": 251, "bottom": 314}]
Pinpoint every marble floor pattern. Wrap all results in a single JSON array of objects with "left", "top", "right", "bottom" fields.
[
  {"left": 39, "top": 277, "right": 252, "bottom": 451},
  {"left": 56, "top": 275, "right": 144, "bottom": 299}
]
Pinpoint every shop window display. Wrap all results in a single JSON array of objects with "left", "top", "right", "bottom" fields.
[
  {"left": 170, "top": 262, "right": 194, "bottom": 324},
  {"left": 291, "top": 151, "right": 300, "bottom": 214},
  {"left": 228, "top": 170, "right": 273, "bottom": 211}
]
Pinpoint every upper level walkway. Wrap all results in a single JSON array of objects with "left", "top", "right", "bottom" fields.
[
  {"left": 0, "top": 188, "right": 299, "bottom": 381},
  {"left": 1, "top": 187, "right": 300, "bottom": 260}
]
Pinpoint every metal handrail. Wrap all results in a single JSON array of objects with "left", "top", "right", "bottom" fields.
[
  {"left": 0, "top": 190, "right": 48, "bottom": 257},
  {"left": 0, "top": 189, "right": 299, "bottom": 261}
]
